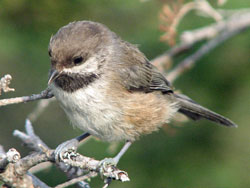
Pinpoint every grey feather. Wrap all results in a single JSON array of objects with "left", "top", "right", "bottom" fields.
[
  {"left": 175, "top": 94, "right": 237, "bottom": 127},
  {"left": 114, "top": 39, "right": 237, "bottom": 127},
  {"left": 116, "top": 41, "right": 173, "bottom": 93}
]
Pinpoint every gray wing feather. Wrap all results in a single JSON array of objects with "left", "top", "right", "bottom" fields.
[
  {"left": 175, "top": 93, "right": 237, "bottom": 127},
  {"left": 114, "top": 40, "right": 172, "bottom": 93},
  {"left": 118, "top": 57, "right": 172, "bottom": 93}
]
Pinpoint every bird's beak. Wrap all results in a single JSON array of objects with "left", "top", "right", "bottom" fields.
[{"left": 48, "top": 69, "right": 61, "bottom": 85}]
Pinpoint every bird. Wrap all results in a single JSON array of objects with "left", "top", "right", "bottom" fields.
[{"left": 47, "top": 21, "right": 237, "bottom": 165}]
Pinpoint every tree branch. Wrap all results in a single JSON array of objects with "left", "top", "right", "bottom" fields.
[
  {"left": 0, "top": 120, "right": 130, "bottom": 187},
  {"left": 167, "top": 12, "right": 250, "bottom": 82},
  {"left": 180, "top": 11, "right": 250, "bottom": 45},
  {"left": 0, "top": 88, "right": 54, "bottom": 107},
  {"left": 153, "top": 11, "right": 250, "bottom": 82},
  {"left": 55, "top": 172, "right": 97, "bottom": 188}
]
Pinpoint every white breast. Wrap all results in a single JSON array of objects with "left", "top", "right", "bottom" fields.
[{"left": 50, "top": 81, "right": 126, "bottom": 141}]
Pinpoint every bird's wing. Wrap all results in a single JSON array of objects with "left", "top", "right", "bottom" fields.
[{"left": 116, "top": 41, "right": 173, "bottom": 94}]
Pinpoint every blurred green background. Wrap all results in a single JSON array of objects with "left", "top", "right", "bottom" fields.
[{"left": 0, "top": 0, "right": 250, "bottom": 187}]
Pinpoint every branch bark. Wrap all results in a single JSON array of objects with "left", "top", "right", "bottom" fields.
[
  {"left": 167, "top": 12, "right": 250, "bottom": 82},
  {"left": 0, "top": 88, "right": 53, "bottom": 107},
  {"left": 0, "top": 120, "right": 129, "bottom": 188},
  {"left": 55, "top": 172, "right": 97, "bottom": 188}
]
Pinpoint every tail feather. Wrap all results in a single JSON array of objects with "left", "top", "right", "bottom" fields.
[{"left": 174, "top": 94, "right": 237, "bottom": 127}]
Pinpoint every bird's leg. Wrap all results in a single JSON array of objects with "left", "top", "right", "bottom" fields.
[
  {"left": 54, "top": 132, "right": 90, "bottom": 162},
  {"left": 99, "top": 141, "right": 132, "bottom": 173},
  {"left": 113, "top": 141, "right": 132, "bottom": 165}
]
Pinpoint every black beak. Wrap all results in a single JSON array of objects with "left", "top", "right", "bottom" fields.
[{"left": 48, "top": 69, "right": 61, "bottom": 85}]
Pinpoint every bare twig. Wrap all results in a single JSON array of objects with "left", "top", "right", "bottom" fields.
[
  {"left": 218, "top": 8, "right": 250, "bottom": 17},
  {"left": 0, "top": 148, "right": 20, "bottom": 173},
  {"left": 0, "top": 74, "right": 15, "bottom": 95},
  {"left": 181, "top": 12, "right": 250, "bottom": 45},
  {"left": 150, "top": 42, "right": 193, "bottom": 72},
  {"left": 76, "top": 180, "right": 91, "bottom": 188},
  {"left": 0, "top": 88, "right": 54, "bottom": 107},
  {"left": 13, "top": 119, "right": 49, "bottom": 152},
  {"left": 154, "top": 11, "right": 250, "bottom": 77},
  {"left": 0, "top": 148, "right": 38, "bottom": 188},
  {"left": 1, "top": 119, "right": 130, "bottom": 187},
  {"left": 167, "top": 12, "right": 250, "bottom": 82},
  {"left": 55, "top": 172, "right": 97, "bottom": 188},
  {"left": 57, "top": 150, "right": 129, "bottom": 182},
  {"left": 194, "top": 0, "right": 223, "bottom": 21},
  {"left": 28, "top": 98, "right": 55, "bottom": 122},
  {"left": 0, "top": 120, "right": 130, "bottom": 187},
  {"left": 28, "top": 172, "right": 50, "bottom": 188},
  {"left": 160, "top": 0, "right": 223, "bottom": 45},
  {"left": 15, "top": 151, "right": 53, "bottom": 176},
  {"left": 14, "top": 119, "right": 53, "bottom": 174}
]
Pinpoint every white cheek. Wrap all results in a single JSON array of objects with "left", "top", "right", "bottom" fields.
[{"left": 63, "top": 57, "right": 98, "bottom": 74}]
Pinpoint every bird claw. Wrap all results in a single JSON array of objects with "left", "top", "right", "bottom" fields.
[
  {"left": 98, "top": 158, "right": 130, "bottom": 182},
  {"left": 54, "top": 138, "right": 79, "bottom": 163},
  {"left": 98, "top": 158, "right": 118, "bottom": 177}
]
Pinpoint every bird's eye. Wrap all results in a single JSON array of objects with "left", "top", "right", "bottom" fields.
[
  {"left": 73, "top": 56, "right": 84, "bottom": 65},
  {"left": 48, "top": 50, "right": 52, "bottom": 57}
]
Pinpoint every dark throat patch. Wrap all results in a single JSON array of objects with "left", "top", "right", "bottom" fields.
[{"left": 54, "top": 72, "right": 99, "bottom": 92}]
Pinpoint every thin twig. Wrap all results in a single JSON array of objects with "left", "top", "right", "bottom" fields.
[
  {"left": 181, "top": 12, "right": 250, "bottom": 44},
  {"left": 76, "top": 180, "right": 91, "bottom": 188},
  {"left": 13, "top": 119, "right": 49, "bottom": 152},
  {"left": 153, "top": 11, "right": 250, "bottom": 77},
  {"left": 0, "top": 148, "right": 36, "bottom": 188},
  {"left": 217, "top": 8, "right": 250, "bottom": 17},
  {"left": 1, "top": 119, "right": 130, "bottom": 187},
  {"left": 28, "top": 98, "right": 55, "bottom": 122},
  {"left": 0, "top": 148, "right": 20, "bottom": 173},
  {"left": 167, "top": 12, "right": 250, "bottom": 82},
  {"left": 150, "top": 42, "right": 193, "bottom": 72},
  {"left": 12, "top": 121, "right": 129, "bottom": 186},
  {"left": 160, "top": 0, "right": 223, "bottom": 45},
  {"left": 28, "top": 172, "right": 51, "bottom": 188},
  {"left": 0, "top": 74, "right": 15, "bottom": 95},
  {"left": 0, "top": 88, "right": 54, "bottom": 107},
  {"left": 55, "top": 172, "right": 97, "bottom": 188}
]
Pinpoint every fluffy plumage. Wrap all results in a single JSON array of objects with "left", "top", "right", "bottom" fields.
[{"left": 48, "top": 21, "right": 237, "bottom": 142}]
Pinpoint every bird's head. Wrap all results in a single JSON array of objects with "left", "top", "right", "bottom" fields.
[{"left": 48, "top": 21, "right": 114, "bottom": 86}]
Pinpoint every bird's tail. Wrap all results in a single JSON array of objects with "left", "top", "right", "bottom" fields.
[{"left": 174, "top": 94, "right": 237, "bottom": 127}]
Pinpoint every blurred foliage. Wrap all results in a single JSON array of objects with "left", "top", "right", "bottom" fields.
[{"left": 0, "top": 0, "right": 250, "bottom": 187}]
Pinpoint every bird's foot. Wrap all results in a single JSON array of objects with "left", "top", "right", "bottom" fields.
[
  {"left": 54, "top": 138, "right": 79, "bottom": 163},
  {"left": 98, "top": 157, "right": 130, "bottom": 182},
  {"left": 98, "top": 157, "right": 119, "bottom": 176}
]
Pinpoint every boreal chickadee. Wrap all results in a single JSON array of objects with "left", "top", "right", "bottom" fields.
[{"left": 48, "top": 21, "right": 237, "bottom": 163}]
